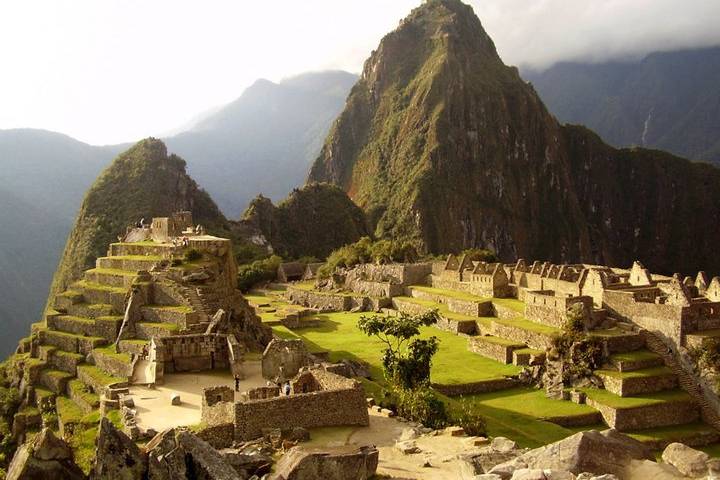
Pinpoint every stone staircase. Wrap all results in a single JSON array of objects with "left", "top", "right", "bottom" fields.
[{"left": 22, "top": 241, "right": 192, "bottom": 432}]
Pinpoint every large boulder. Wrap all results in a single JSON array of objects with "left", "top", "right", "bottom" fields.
[
  {"left": 93, "top": 417, "right": 147, "bottom": 480},
  {"left": 146, "top": 428, "right": 242, "bottom": 480},
  {"left": 491, "top": 429, "right": 653, "bottom": 478},
  {"left": 661, "top": 442, "right": 713, "bottom": 478},
  {"left": 270, "top": 445, "right": 378, "bottom": 480},
  {"left": 6, "top": 428, "right": 85, "bottom": 480}
]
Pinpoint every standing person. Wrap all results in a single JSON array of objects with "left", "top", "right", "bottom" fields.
[
  {"left": 234, "top": 375, "right": 240, "bottom": 392},
  {"left": 284, "top": 382, "right": 291, "bottom": 396}
]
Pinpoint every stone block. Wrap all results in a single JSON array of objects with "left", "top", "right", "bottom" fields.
[{"left": 170, "top": 393, "right": 181, "bottom": 406}]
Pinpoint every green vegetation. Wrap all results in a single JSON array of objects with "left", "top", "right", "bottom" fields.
[
  {"left": 68, "top": 380, "right": 99, "bottom": 408},
  {"left": 549, "top": 304, "right": 603, "bottom": 383},
  {"left": 137, "top": 322, "right": 179, "bottom": 332},
  {"left": 0, "top": 360, "right": 20, "bottom": 477},
  {"left": 318, "top": 236, "right": 419, "bottom": 278},
  {"left": 596, "top": 366, "right": 674, "bottom": 380},
  {"left": 237, "top": 255, "right": 282, "bottom": 292},
  {"left": 688, "top": 337, "right": 720, "bottom": 380},
  {"left": 459, "top": 248, "right": 498, "bottom": 263},
  {"left": 609, "top": 349, "right": 661, "bottom": 363},
  {"left": 241, "top": 184, "right": 370, "bottom": 260},
  {"left": 582, "top": 388, "right": 692, "bottom": 409},
  {"left": 76, "top": 364, "right": 125, "bottom": 387}
]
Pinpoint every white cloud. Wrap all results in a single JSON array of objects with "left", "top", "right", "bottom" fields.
[{"left": 1, "top": 0, "right": 718, "bottom": 144}]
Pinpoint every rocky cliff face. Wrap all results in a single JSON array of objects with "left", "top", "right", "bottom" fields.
[
  {"left": 47, "top": 138, "right": 227, "bottom": 304},
  {"left": 240, "top": 183, "right": 370, "bottom": 259},
  {"left": 308, "top": 0, "right": 720, "bottom": 275}
]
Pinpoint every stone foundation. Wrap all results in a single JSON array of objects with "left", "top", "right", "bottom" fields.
[{"left": 468, "top": 336, "right": 524, "bottom": 364}]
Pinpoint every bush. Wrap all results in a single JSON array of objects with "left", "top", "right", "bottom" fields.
[
  {"left": 237, "top": 255, "right": 282, "bottom": 292},
  {"left": 395, "top": 387, "right": 448, "bottom": 429},
  {"left": 460, "top": 248, "right": 498, "bottom": 263},
  {"left": 452, "top": 398, "right": 487, "bottom": 436},
  {"left": 689, "top": 337, "right": 720, "bottom": 373},
  {"left": 184, "top": 249, "right": 202, "bottom": 262},
  {"left": 319, "top": 237, "right": 419, "bottom": 277}
]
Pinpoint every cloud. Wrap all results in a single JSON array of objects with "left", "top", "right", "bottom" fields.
[{"left": 466, "top": 0, "right": 720, "bottom": 70}]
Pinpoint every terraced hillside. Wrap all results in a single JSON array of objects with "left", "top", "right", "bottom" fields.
[
  {"left": 11, "top": 241, "right": 225, "bottom": 470},
  {"left": 251, "top": 278, "right": 720, "bottom": 453}
]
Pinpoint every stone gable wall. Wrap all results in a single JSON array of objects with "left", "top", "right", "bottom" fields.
[
  {"left": 233, "top": 385, "right": 369, "bottom": 440},
  {"left": 603, "top": 289, "right": 685, "bottom": 345},
  {"left": 160, "top": 334, "right": 230, "bottom": 373}
]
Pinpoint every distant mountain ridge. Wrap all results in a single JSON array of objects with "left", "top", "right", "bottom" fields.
[
  {"left": 523, "top": 46, "right": 720, "bottom": 164},
  {"left": 167, "top": 70, "right": 358, "bottom": 216}
]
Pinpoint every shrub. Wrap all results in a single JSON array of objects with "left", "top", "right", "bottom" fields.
[
  {"left": 452, "top": 398, "right": 487, "bottom": 436},
  {"left": 237, "top": 255, "right": 282, "bottom": 292},
  {"left": 395, "top": 387, "right": 448, "bottom": 429},
  {"left": 184, "top": 249, "right": 202, "bottom": 262},
  {"left": 460, "top": 248, "right": 497, "bottom": 263},
  {"left": 689, "top": 337, "right": 720, "bottom": 373},
  {"left": 319, "top": 237, "right": 419, "bottom": 277}
]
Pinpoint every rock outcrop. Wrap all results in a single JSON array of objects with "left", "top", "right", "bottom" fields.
[
  {"left": 146, "top": 428, "right": 243, "bottom": 480},
  {"left": 661, "top": 442, "right": 720, "bottom": 478},
  {"left": 93, "top": 417, "right": 147, "bottom": 480},
  {"left": 269, "top": 445, "right": 379, "bottom": 480},
  {"left": 308, "top": 0, "right": 720, "bottom": 275},
  {"left": 489, "top": 429, "right": 654, "bottom": 478},
  {"left": 6, "top": 428, "right": 85, "bottom": 480}
]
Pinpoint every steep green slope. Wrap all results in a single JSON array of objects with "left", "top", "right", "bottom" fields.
[
  {"left": 47, "top": 138, "right": 227, "bottom": 305},
  {"left": 308, "top": 0, "right": 720, "bottom": 275},
  {"left": 240, "top": 183, "right": 370, "bottom": 259},
  {"left": 523, "top": 47, "right": 720, "bottom": 164}
]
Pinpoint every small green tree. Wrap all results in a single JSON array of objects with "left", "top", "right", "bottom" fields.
[
  {"left": 357, "top": 310, "right": 439, "bottom": 389},
  {"left": 460, "top": 248, "right": 497, "bottom": 263}
]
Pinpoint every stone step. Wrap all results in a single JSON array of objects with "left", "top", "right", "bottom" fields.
[
  {"left": 135, "top": 322, "right": 179, "bottom": 340},
  {"left": 117, "top": 339, "right": 149, "bottom": 356},
  {"left": 67, "top": 379, "right": 100, "bottom": 413},
  {"left": 64, "top": 302, "right": 114, "bottom": 319},
  {"left": 76, "top": 364, "right": 127, "bottom": 397},
  {"left": 108, "top": 242, "right": 174, "bottom": 258},
  {"left": 685, "top": 329, "right": 720, "bottom": 349},
  {"left": 33, "top": 387, "right": 56, "bottom": 411},
  {"left": 53, "top": 290, "right": 83, "bottom": 311},
  {"left": 41, "top": 329, "right": 107, "bottom": 355},
  {"left": 97, "top": 255, "right": 162, "bottom": 271},
  {"left": 92, "top": 347, "right": 133, "bottom": 378},
  {"left": 49, "top": 315, "right": 122, "bottom": 342},
  {"left": 47, "top": 350, "right": 84, "bottom": 376},
  {"left": 583, "top": 388, "right": 699, "bottom": 431},
  {"left": 512, "top": 347, "right": 546, "bottom": 366},
  {"left": 140, "top": 304, "right": 193, "bottom": 326},
  {"left": 489, "top": 317, "right": 558, "bottom": 350},
  {"left": 607, "top": 349, "right": 664, "bottom": 372},
  {"left": 84, "top": 268, "right": 138, "bottom": 289},
  {"left": 467, "top": 335, "right": 526, "bottom": 364},
  {"left": 596, "top": 366, "right": 678, "bottom": 397},
  {"left": 38, "top": 368, "right": 74, "bottom": 394},
  {"left": 408, "top": 286, "right": 494, "bottom": 317},
  {"left": 626, "top": 422, "right": 720, "bottom": 451},
  {"left": 588, "top": 328, "right": 646, "bottom": 353},
  {"left": 72, "top": 281, "right": 127, "bottom": 312}
]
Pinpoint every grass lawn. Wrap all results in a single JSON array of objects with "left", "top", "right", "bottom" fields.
[
  {"left": 609, "top": 349, "right": 661, "bottom": 362},
  {"left": 272, "top": 311, "right": 521, "bottom": 385},
  {"left": 465, "top": 387, "right": 598, "bottom": 419},
  {"left": 626, "top": 422, "right": 719, "bottom": 444},
  {"left": 595, "top": 366, "right": 673, "bottom": 379}
]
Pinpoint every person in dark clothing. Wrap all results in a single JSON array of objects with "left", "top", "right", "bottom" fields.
[{"left": 234, "top": 375, "right": 240, "bottom": 392}]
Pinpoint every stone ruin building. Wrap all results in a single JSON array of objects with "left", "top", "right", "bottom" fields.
[
  {"left": 10, "top": 211, "right": 272, "bottom": 442},
  {"left": 199, "top": 338, "right": 369, "bottom": 447},
  {"left": 273, "top": 254, "right": 720, "bottom": 445}
]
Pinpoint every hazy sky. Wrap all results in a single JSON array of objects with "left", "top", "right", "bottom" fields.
[{"left": 2, "top": 0, "right": 720, "bottom": 145}]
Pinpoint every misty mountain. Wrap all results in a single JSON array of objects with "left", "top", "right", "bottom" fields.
[
  {"left": 166, "top": 70, "right": 358, "bottom": 217},
  {"left": 0, "top": 130, "right": 123, "bottom": 355},
  {"left": 523, "top": 46, "right": 720, "bottom": 164}
]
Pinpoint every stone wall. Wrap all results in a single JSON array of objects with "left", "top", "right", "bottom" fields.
[
  {"left": 286, "top": 287, "right": 351, "bottom": 311},
  {"left": 159, "top": 333, "right": 231, "bottom": 373},
  {"left": 409, "top": 287, "right": 493, "bottom": 316},
  {"left": 195, "top": 423, "right": 234, "bottom": 449},
  {"left": 523, "top": 290, "right": 593, "bottom": 329},
  {"left": 201, "top": 386, "right": 235, "bottom": 427},
  {"left": 93, "top": 352, "right": 131, "bottom": 378},
  {"left": 233, "top": 378, "right": 368, "bottom": 440},
  {"left": 603, "top": 289, "right": 686, "bottom": 345},
  {"left": 599, "top": 371, "right": 677, "bottom": 397},
  {"left": 262, "top": 339, "right": 311, "bottom": 382},
  {"left": 587, "top": 396, "right": 699, "bottom": 431}
]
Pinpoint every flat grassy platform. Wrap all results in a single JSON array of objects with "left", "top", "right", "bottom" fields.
[
  {"left": 410, "top": 285, "right": 488, "bottom": 303},
  {"left": 609, "top": 349, "right": 662, "bottom": 362},
  {"left": 582, "top": 388, "right": 692, "bottom": 409},
  {"left": 595, "top": 366, "right": 674, "bottom": 380},
  {"left": 493, "top": 316, "right": 560, "bottom": 336}
]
